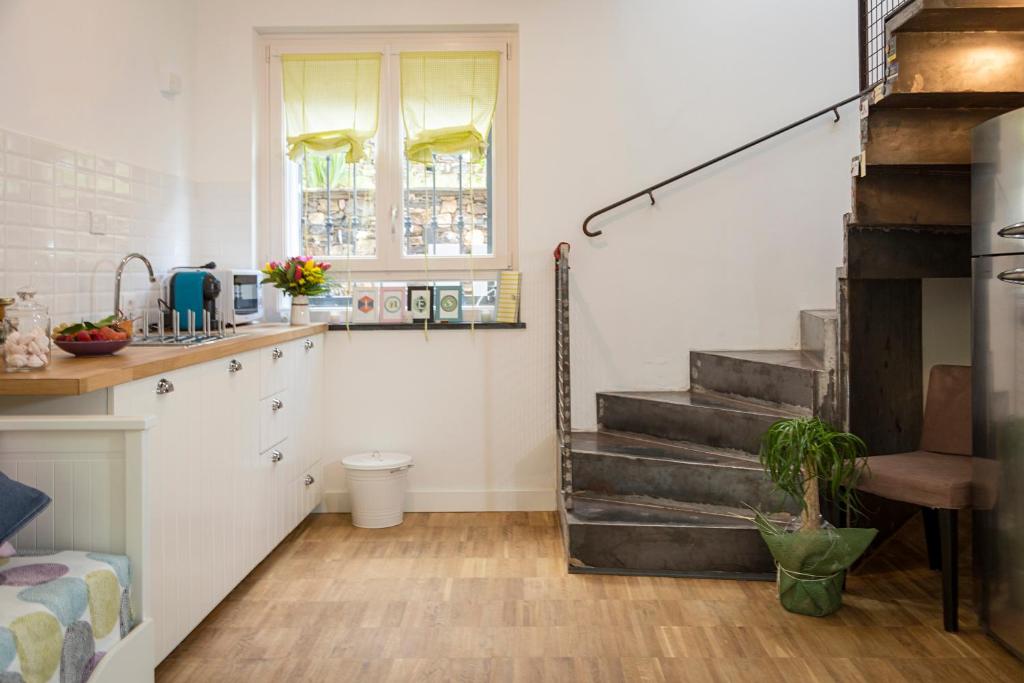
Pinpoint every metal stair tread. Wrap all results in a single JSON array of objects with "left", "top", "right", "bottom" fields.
[
  {"left": 598, "top": 389, "right": 803, "bottom": 419},
  {"left": 692, "top": 349, "right": 824, "bottom": 372},
  {"left": 570, "top": 429, "right": 762, "bottom": 469},
  {"left": 566, "top": 492, "right": 794, "bottom": 529},
  {"left": 801, "top": 308, "right": 837, "bottom": 319}
]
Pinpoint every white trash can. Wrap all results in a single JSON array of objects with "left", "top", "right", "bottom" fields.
[{"left": 342, "top": 451, "right": 414, "bottom": 528}]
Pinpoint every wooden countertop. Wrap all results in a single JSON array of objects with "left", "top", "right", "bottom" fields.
[{"left": 0, "top": 323, "right": 328, "bottom": 396}]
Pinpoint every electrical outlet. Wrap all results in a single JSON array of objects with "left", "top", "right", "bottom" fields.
[{"left": 88, "top": 210, "right": 107, "bottom": 235}]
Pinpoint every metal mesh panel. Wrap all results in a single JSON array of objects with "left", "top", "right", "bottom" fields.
[{"left": 862, "top": 0, "right": 912, "bottom": 86}]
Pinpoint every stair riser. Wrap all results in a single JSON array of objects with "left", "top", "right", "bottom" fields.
[
  {"left": 690, "top": 352, "right": 818, "bottom": 411},
  {"left": 597, "top": 394, "right": 779, "bottom": 453},
  {"left": 853, "top": 169, "right": 970, "bottom": 226},
  {"left": 571, "top": 451, "right": 798, "bottom": 513},
  {"left": 800, "top": 310, "right": 837, "bottom": 364},
  {"left": 845, "top": 224, "right": 971, "bottom": 279},
  {"left": 568, "top": 523, "right": 775, "bottom": 577},
  {"left": 862, "top": 107, "right": 1004, "bottom": 167},
  {"left": 888, "top": 31, "right": 1024, "bottom": 96}
]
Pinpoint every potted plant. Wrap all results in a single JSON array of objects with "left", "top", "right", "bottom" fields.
[
  {"left": 755, "top": 417, "right": 877, "bottom": 617},
  {"left": 260, "top": 257, "right": 333, "bottom": 325}
]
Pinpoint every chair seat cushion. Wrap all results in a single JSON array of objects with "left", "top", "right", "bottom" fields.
[{"left": 857, "top": 451, "right": 972, "bottom": 509}]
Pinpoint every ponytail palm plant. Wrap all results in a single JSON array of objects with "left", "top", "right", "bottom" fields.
[
  {"left": 759, "top": 417, "right": 868, "bottom": 530},
  {"left": 757, "top": 417, "right": 877, "bottom": 617}
]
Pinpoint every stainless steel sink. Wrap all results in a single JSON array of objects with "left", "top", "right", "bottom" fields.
[{"left": 131, "top": 333, "right": 245, "bottom": 348}]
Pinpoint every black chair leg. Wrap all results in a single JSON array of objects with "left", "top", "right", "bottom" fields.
[
  {"left": 938, "top": 508, "right": 958, "bottom": 632},
  {"left": 922, "top": 507, "right": 942, "bottom": 571}
]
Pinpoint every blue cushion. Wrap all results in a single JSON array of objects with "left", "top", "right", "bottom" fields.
[{"left": 0, "top": 472, "right": 51, "bottom": 544}]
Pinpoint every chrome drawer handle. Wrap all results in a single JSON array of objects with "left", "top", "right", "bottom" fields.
[
  {"left": 997, "top": 268, "right": 1024, "bottom": 284},
  {"left": 270, "top": 450, "right": 283, "bottom": 463},
  {"left": 997, "top": 221, "right": 1024, "bottom": 239},
  {"left": 155, "top": 378, "right": 174, "bottom": 395},
  {"left": 271, "top": 398, "right": 284, "bottom": 411},
  {"left": 304, "top": 339, "right": 314, "bottom": 350},
  {"left": 304, "top": 474, "right": 315, "bottom": 486},
  {"left": 271, "top": 347, "right": 283, "bottom": 360},
  {"left": 228, "top": 359, "right": 243, "bottom": 373}
]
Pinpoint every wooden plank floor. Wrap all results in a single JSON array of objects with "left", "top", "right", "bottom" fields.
[{"left": 156, "top": 512, "right": 1024, "bottom": 682}]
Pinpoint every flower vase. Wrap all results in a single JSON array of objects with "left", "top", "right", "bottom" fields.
[{"left": 290, "top": 295, "right": 311, "bottom": 326}]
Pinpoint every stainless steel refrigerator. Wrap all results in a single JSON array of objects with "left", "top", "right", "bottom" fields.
[{"left": 973, "top": 106, "right": 1024, "bottom": 661}]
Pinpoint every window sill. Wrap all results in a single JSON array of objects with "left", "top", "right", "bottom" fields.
[{"left": 327, "top": 322, "right": 525, "bottom": 331}]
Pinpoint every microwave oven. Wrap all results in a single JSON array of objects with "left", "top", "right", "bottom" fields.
[{"left": 211, "top": 268, "right": 263, "bottom": 326}]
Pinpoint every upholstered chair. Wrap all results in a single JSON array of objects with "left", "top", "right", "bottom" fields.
[{"left": 855, "top": 364, "right": 971, "bottom": 632}]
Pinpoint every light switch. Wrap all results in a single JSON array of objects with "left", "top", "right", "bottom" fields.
[{"left": 89, "top": 210, "right": 107, "bottom": 235}]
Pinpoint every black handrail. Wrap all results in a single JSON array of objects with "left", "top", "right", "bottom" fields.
[{"left": 581, "top": 87, "right": 874, "bottom": 237}]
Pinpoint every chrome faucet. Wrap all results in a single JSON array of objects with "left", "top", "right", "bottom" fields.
[{"left": 113, "top": 253, "right": 157, "bottom": 319}]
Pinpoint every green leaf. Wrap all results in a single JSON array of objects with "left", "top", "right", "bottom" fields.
[{"left": 758, "top": 417, "right": 869, "bottom": 518}]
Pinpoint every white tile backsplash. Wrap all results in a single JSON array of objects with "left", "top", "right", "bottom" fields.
[{"left": 0, "top": 127, "right": 191, "bottom": 322}]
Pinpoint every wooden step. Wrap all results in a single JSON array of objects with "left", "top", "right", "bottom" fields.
[
  {"left": 884, "top": 30, "right": 1024, "bottom": 101},
  {"left": 862, "top": 106, "right": 1007, "bottom": 166},
  {"left": 887, "top": 0, "right": 1024, "bottom": 35},
  {"left": 569, "top": 430, "right": 798, "bottom": 513},
  {"left": 845, "top": 221, "right": 971, "bottom": 279},
  {"left": 852, "top": 166, "right": 970, "bottom": 226}
]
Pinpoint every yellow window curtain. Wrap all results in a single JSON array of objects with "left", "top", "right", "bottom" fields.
[
  {"left": 282, "top": 53, "right": 381, "bottom": 163},
  {"left": 400, "top": 51, "right": 500, "bottom": 164}
]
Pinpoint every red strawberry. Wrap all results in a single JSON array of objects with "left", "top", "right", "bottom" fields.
[
  {"left": 74, "top": 331, "right": 91, "bottom": 342},
  {"left": 89, "top": 330, "right": 103, "bottom": 341}
]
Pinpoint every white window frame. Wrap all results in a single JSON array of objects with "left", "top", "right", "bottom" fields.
[{"left": 258, "top": 30, "right": 518, "bottom": 282}]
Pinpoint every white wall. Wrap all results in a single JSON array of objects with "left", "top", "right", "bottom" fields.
[
  {"left": 0, "top": 0, "right": 196, "bottom": 318},
  {"left": 186, "top": 0, "right": 860, "bottom": 510},
  {"left": 922, "top": 278, "right": 972, "bottom": 396}
]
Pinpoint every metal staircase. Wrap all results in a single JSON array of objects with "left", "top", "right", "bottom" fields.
[{"left": 557, "top": 0, "right": 1024, "bottom": 578}]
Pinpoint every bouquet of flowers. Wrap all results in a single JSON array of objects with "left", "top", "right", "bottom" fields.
[{"left": 260, "top": 257, "right": 333, "bottom": 297}]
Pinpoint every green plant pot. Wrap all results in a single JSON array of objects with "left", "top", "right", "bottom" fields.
[{"left": 777, "top": 566, "right": 846, "bottom": 617}]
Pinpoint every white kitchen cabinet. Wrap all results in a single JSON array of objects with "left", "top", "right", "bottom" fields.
[
  {"left": 293, "top": 335, "right": 324, "bottom": 476},
  {"left": 111, "top": 331, "right": 326, "bottom": 662},
  {"left": 259, "top": 341, "right": 292, "bottom": 398},
  {"left": 259, "top": 390, "right": 290, "bottom": 453},
  {"left": 200, "top": 351, "right": 258, "bottom": 598},
  {"left": 110, "top": 365, "right": 203, "bottom": 664},
  {"left": 302, "top": 460, "right": 323, "bottom": 516}
]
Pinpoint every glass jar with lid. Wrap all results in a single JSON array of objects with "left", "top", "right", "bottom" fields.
[{"left": 3, "top": 288, "right": 51, "bottom": 372}]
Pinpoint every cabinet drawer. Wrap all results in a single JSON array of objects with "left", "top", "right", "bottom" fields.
[
  {"left": 259, "top": 390, "right": 291, "bottom": 452},
  {"left": 259, "top": 342, "right": 292, "bottom": 398},
  {"left": 301, "top": 460, "right": 323, "bottom": 516}
]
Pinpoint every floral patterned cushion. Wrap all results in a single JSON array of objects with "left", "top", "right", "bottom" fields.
[{"left": 0, "top": 551, "right": 133, "bottom": 683}]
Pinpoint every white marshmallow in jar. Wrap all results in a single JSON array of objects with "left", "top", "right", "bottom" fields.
[{"left": 3, "top": 288, "right": 51, "bottom": 372}]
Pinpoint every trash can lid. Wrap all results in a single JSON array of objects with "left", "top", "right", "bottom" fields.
[{"left": 342, "top": 451, "right": 413, "bottom": 471}]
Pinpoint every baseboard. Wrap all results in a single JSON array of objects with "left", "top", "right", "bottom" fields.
[{"left": 322, "top": 489, "right": 556, "bottom": 513}]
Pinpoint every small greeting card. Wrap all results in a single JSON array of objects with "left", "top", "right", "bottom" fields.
[
  {"left": 407, "top": 285, "right": 434, "bottom": 322},
  {"left": 434, "top": 285, "right": 463, "bottom": 323},
  {"left": 351, "top": 286, "right": 380, "bottom": 323},
  {"left": 379, "top": 286, "right": 406, "bottom": 324}
]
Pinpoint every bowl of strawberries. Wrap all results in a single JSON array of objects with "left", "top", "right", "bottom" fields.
[{"left": 53, "top": 317, "right": 132, "bottom": 356}]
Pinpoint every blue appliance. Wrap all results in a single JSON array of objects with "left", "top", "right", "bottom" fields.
[{"left": 167, "top": 270, "right": 221, "bottom": 330}]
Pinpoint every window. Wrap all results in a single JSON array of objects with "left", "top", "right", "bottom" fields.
[{"left": 263, "top": 32, "right": 517, "bottom": 280}]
